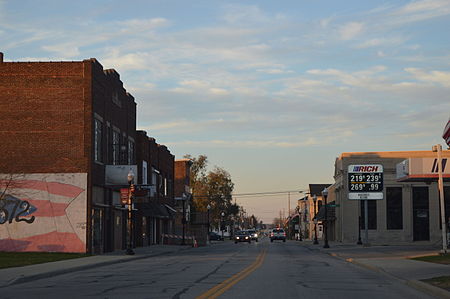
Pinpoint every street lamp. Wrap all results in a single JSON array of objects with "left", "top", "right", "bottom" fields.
[
  {"left": 313, "top": 195, "right": 319, "bottom": 245},
  {"left": 126, "top": 169, "right": 135, "bottom": 255},
  {"left": 322, "top": 188, "right": 330, "bottom": 248},
  {"left": 207, "top": 204, "right": 211, "bottom": 243},
  {"left": 181, "top": 193, "right": 187, "bottom": 246},
  {"left": 221, "top": 212, "right": 225, "bottom": 239}
]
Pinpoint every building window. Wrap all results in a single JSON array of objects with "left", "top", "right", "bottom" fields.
[
  {"left": 112, "top": 130, "right": 120, "bottom": 165},
  {"left": 386, "top": 187, "right": 403, "bottom": 230},
  {"left": 164, "top": 177, "right": 168, "bottom": 196},
  {"left": 142, "top": 161, "right": 148, "bottom": 185},
  {"left": 94, "top": 119, "right": 102, "bottom": 162},
  {"left": 112, "top": 91, "right": 121, "bottom": 107},
  {"left": 360, "top": 200, "right": 377, "bottom": 230},
  {"left": 128, "top": 140, "right": 135, "bottom": 165},
  {"left": 106, "top": 125, "right": 111, "bottom": 164}
]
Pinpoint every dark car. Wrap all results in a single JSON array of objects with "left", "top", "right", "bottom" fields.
[
  {"left": 209, "top": 232, "right": 224, "bottom": 241},
  {"left": 247, "top": 229, "right": 259, "bottom": 242},
  {"left": 234, "top": 230, "right": 251, "bottom": 243},
  {"left": 270, "top": 228, "right": 286, "bottom": 242}
]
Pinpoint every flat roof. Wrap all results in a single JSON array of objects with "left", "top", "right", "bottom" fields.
[{"left": 339, "top": 150, "right": 450, "bottom": 159}]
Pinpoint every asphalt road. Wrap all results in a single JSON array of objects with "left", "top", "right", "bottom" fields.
[{"left": 0, "top": 237, "right": 434, "bottom": 299}]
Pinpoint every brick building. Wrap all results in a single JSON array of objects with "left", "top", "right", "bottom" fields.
[
  {"left": 0, "top": 53, "right": 136, "bottom": 254},
  {"left": 135, "top": 130, "right": 176, "bottom": 246},
  {"left": 174, "top": 159, "right": 194, "bottom": 245}
]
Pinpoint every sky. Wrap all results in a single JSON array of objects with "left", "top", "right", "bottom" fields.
[{"left": 1, "top": 0, "right": 449, "bottom": 223}]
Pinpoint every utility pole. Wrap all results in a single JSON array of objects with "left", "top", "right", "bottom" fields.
[
  {"left": 433, "top": 144, "right": 447, "bottom": 253},
  {"left": 288, "top": 192, "right": 291, "bottom": 240},
  {"left": 279, "top": 210, "right": 282, "bottom": 227}
]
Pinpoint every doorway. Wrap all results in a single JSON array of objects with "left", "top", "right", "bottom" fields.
[{"left": 413, "top": 187, "right": 429, "bottom": 241}]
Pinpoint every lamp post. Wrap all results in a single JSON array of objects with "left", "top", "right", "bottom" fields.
[
  {"left": 181, "top": 193, "right": 187, "bottom": 246},
  {"left": 299, "top": 207, "right": 303, "bottom": 241},
  {"left": 313, "top": 195, "right": 319, "bottom": 245},
  {"left": 322, "top": 188, "right": 330, "bottom": 248},
  {"left": 126, "top": 170, "right": 135, "bottom": 255},
  {"left": 221, "top": 212, "right": 225, "bottom": 239},
  {"left": 357, "top": 216, "right": 362, "bottom": 245},
  {"left": 207, "top": 204, "right": 211, "bottom": 243}
]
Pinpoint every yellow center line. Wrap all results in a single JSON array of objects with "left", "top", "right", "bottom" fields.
[{"left": 196, "top": 248, "right": 267, "bottom": 299}]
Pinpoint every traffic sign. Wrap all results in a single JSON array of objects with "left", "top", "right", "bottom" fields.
[{"left": 348, "top": 164, "right": 384, "bottom": 200}]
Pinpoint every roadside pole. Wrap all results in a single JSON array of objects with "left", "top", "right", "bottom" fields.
[
  {"left": 364, "top": 200, "right": 369, "bottom": 247},
  {"left": 433, "top": 144, "right": 447, "bottom": 253}
]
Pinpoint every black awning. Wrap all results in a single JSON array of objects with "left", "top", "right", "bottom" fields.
[{"left": 135, "top": 202, "right": 171, "bottom": 219}]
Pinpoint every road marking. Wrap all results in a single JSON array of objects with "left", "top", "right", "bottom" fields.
[{"left": 196, "top": 248, "right": 267, "bottom": 299}]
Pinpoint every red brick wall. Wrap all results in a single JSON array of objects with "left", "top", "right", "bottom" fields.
[
  {"left": 175, "top": 160, "right": 190, "bottom": 197},
  {"left": 0, "top": 60, "right": 92, "bottom": 173},
  {"left": 158, "top": 144, "right": 174, "bottom": 205}
]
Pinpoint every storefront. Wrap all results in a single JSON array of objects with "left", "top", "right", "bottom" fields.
[{"left": 333, "top": 150, "right": 450, "bottom": 245}]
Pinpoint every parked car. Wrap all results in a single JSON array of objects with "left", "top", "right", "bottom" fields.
[
  {"left": 270, "top": 228, "right": 286, "bottom": 242},
  {"left": 234, "top": 231, "right": 251, "bottom": 243},
  {"left": 246, "top": 229, "right": 259, "bottom": 242},
  {"left": 209, "top": 232, "right": 224, "bottom": 241}
]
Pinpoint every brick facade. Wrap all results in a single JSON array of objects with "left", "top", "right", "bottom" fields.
[{"left": 0, "top": 54, "right": 137, "bottom": 254}]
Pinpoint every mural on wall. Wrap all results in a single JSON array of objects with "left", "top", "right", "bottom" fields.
[{"left": 0, "top": 173, "right": 87, "bottom": 253}]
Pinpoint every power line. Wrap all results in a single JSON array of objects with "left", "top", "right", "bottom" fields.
[
  {"left": 233, "top": 190, "right": 307, "bottom": 197},
  {"left": 192, "top": 189, "right": 307, "bottom": 199}
]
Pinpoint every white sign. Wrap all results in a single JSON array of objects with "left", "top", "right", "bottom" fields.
[
  {"left": 348, "top": 164, "right": 384, "bottom": 200},
  {"left": 396, "top": 158, "right": 450, "bottom": 181},
  {"left": 105, "top": 165, "right": 138, "bottom": 185}
]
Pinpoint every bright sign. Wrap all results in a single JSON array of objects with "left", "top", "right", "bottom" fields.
[{"left": 348, "top": 164, "right": 384, "bottom": 200}]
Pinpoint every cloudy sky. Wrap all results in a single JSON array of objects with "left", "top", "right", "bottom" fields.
[{"left": 2, "top": 0, "right": 449, "bottom": 222}]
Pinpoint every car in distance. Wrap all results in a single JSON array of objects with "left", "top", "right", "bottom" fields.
[
  {"left": 247, "top": 229, "right": 259, "bottom": 242},
  {"left": 209, "top": 232, "right": 224, "bottom": 241},
  {"left": 270, "top": 228, "right": 286, "bottom": 242},
  {"left": 234, "top": 230, "right": 251, "bottom": 243}
]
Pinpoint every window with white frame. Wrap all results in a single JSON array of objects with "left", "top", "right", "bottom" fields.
[
  {"left": 128, "top": 139, "right": 135, "bottom": 165},
  {"left": 112, "top": 130, "right": 120, "bottom": 165},
  {"left": 94, "top": 119, "right": 102, "bottom": 162},
  {"left": 142, "top": 161, "right": 148, "bottom": 185}
]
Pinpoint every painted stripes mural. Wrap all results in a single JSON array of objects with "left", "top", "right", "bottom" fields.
[{"left": 0, "top": 173, "right": 87, "bottom": 253}]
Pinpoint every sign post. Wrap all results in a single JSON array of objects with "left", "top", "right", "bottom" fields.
[{"left": 348, "top": 164, "right": 384, "bottom": 246}]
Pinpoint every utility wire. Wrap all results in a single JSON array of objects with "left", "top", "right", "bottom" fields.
[{"left": 192, "top": 189, "right": 308, "bottom": 199}]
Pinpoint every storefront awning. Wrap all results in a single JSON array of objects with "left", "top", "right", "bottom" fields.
[{"left": 135, "top": 202, "right": 175, "bottom": 219}]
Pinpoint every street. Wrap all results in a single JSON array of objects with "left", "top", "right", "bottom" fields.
[{"left": 0, "top": 238, "right": 434, "bottom": 299}]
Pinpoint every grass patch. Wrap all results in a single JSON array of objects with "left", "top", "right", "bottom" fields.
[
  {"left": 411, "top": 254, "right": 450, "bottom": 265},
  {"left": 0, "top": 252, "right": 90, "bottom": 269},
  {"left": 422, "top": 276, "right": 450, "bottom": 291}
]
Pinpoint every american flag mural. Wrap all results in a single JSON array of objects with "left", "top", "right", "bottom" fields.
[{"left": 0, "top": 173, "right": 87, "bottom": 253}]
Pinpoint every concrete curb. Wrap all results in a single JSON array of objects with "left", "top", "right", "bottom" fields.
[
  {"left": 406, "top": 280, "right": 450, "bottom": 299},
  {"left": 1, "top": 246, "right": 192, "bottom": 288},
  {"left": 338, "top": 254, "right": 450, "bottom": 299}
]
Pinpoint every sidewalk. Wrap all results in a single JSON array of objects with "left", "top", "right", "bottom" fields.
[
  {"left": 301, "top": 240, "right": 450, "bottom": 298},
  {"left": 0, "top": 245, "right": 193, "bottom": 288}
]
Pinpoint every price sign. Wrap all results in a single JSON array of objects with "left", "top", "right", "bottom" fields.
[{"left": 348, "top": 164, "right": 384, "bottom": 200}]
